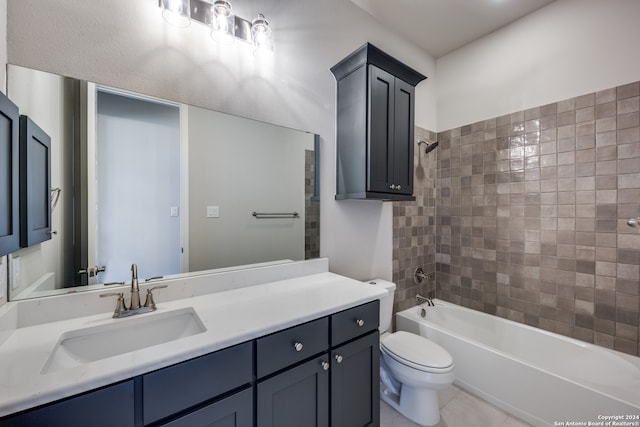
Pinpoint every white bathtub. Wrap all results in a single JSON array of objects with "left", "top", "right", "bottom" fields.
[{"left": 396, "top": 300, "right": 640, "bottom": 427}]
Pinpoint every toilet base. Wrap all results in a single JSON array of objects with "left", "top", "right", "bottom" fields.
[{"left": 380, "top": 382, "right": 440, "bottom": 426}]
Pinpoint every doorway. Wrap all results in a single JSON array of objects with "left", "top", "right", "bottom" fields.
[{"left": 88, "top": 89, "right": 182, "bottom": 284}]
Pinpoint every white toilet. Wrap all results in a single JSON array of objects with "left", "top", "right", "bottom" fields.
[{"left": 371, "top": 279, "right": 455, "bottom": 426}]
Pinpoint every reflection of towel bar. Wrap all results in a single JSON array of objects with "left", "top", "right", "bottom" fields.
[{"left": 252, "top": 211, "right": 299, "bottom": 219}]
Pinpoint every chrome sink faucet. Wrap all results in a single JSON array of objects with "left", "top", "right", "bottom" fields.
[
  {"left": 130, "top": 263, "right": 141, "bottom": 310},
  {"left": 100, "top": 263, "right": 167, "bottom": 318}
]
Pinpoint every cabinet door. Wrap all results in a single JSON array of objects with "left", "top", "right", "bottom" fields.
[
  {"left": 392, "top": 79, "right": 415, "bottom": 196},
  {"left": 368, "top": 65, "right": 395, "bottom": 194},
  {"left": 160, "top": 387, "right": 252, "bottom": 427},
  {"left": 0, "top": 380, "right": 135, "bottom": 427},
  {"left": 331, "top": 332, "right": 380, "bottom": 427},
  {"left": 0, "top": 93, "right": 20, "bottom": 256},
  {"left": 19, "top": 116, "right": 52, "bottom": 247},
  {"left": 257, "top": 356, "right": 329, "bottom": 427}
]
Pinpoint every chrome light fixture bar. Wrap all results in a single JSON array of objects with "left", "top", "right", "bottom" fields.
[{"left": 159, "top": 0, "right": 272, "bottom": 49}]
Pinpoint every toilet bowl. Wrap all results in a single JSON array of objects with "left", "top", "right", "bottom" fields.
[{"left": 368, "top": 279, "right": 455, "bottom": 427}]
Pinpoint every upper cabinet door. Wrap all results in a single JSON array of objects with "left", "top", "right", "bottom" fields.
[
  {"left": 392, "top": 78, "right": 415, "bottom": 194},
  {"left": 20, "top": 115, "right": 52, "bottom": 247},
  {"left": 368, "top": 65, "right": 395, "bottom": 194},
  {"left": 0, "top": 93, "right": 20, "bottom": 257}
]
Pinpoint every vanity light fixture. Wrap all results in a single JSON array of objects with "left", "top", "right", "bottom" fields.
[
  {"left": 159, "top": 0, "right": 274, "bottom": 56},
  {"left": 161, "top": 0, "right": 191, "bottom": 28}
]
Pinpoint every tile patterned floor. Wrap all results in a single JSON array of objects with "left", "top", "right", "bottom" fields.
[{"left": 380, "top": 384, "right": 532, "bottom": 427}]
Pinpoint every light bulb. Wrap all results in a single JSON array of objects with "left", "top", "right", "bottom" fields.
[
  {"left": 211, "top": 1, "right": 235, "bottom": 45},
  {"left": 251, "top": 14, "right": 273, "bottom": 58},
  {"left": 161, "top": 0, "right": 190, "bottom": 28}
]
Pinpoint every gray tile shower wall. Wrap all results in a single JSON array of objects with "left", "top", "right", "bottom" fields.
[
  {"left": 392, "top": 127, "right": 438, "bottom": 316},
  {"left": 305, "top": 149, "right": 320, "bottom": 260},
  {"left": 433, "top": 81, "right": 640, "bottom": 356}
]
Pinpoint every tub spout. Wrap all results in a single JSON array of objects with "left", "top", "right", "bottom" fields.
[{"left": 417, "top": 293, "right": 434, "bottom": 306}]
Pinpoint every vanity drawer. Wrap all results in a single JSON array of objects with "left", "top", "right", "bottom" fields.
[
  {"left": 257, "top": 317, "right": 329, "bottom": 378},
  {"left": 331, "top": 300, "right": 379, "bottom": 346},
  {"left": 143, "top": 341, "right": 252, "bottom": 425}
]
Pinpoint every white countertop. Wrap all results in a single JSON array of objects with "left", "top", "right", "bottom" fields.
[{"left": 0, "top": 271, "right": 387, "bottom": 417}]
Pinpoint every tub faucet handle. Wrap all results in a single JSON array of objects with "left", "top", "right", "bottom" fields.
[{"left": 414, "top": 267, "right": 434, "bottom": 285}]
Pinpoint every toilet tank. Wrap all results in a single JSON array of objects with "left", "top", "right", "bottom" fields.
[{"left": 364, "top": 279, "right": 396, "bottom": 333}]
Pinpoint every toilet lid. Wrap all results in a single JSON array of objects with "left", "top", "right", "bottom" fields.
[{"left": 381, "top": 331, "right": 453, "bottom": 371}]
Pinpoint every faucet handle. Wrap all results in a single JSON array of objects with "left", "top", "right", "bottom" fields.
[
  {"left": 100, "top": 292, "right": 127, "bottom": 318},
  {"left": 144, "top": 285, "right": 167, "bottom": 310}
]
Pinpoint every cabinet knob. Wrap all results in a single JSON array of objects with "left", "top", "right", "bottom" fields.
[
  {"left": 335, "top": 355, "right": 343, "bottom": 364},
  {"left": 397, "top": 185, "right": 402, "bottom": 190},
  {"left": 321, "top": 361, "right": 330, "bottom": 371},
  {"left": 293, "top": 342, "right": 304, "bottom": 352},
  {"left": 389, "top": 184, "right": 396, "bottom": 190},
  {"left": 356, "top": 319, "right": 365, "bottom": 327}
]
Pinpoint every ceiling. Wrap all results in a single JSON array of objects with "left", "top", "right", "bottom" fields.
[{"left": 350, "top": 0, "right": 557, "bottom": 58}]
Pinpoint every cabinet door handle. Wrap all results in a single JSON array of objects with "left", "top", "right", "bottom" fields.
[
  {"left": 293, "top": 342, "right": 303, "bottom": 352},
  {"left": 397, "top": 185, "right": 402, "bottom": 190},
  {"left": 335, "top": 355, "right": 343, "bottom": 363},
  {"left": 356, "top": 319, "right": 365, "bottom": 327},
  {"left": 321, "top": 361, "right": 330, "bottom": 371},
  {"left": 389, "top": 184, "right": 396, "bottom": 190}
]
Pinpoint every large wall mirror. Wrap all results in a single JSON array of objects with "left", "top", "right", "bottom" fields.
[{"left": 6, "top": 64, "right": 320, "bottom": 301}]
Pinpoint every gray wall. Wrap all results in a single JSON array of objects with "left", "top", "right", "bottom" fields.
[{"left": 188, "top": 106, "right": 312, "bottom": 270}]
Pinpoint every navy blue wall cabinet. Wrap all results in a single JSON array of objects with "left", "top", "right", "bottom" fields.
[
  {"left": 0, "top": 93, "right": 20, "bottom": 257},
  {"left": 331, "top": 43, "right": 426, "bottom": 201},
  {"left": 19, "top": 116, "right": 52, "bottom": 247}
]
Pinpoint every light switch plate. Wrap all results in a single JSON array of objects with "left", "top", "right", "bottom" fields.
[
  {"left": 206, "top": 206, "right": 220, "bottom": 218},
  {"left": 170, "top": 206, "right": 179, "bottom": 217},
  {"left": 11, "top": 256, "right": 20, "bottom": 290},
  {"left": 0, "top": 257, "right": 6, "bottom": 302}
]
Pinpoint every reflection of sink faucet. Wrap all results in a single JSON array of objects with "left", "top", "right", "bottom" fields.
[{"left": 100, "top": 263, "right": 167, "bottom": 318}]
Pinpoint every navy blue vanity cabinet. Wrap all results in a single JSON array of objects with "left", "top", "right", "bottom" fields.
[
  {"left": 255, "top": 302, "right": 380, "bottom": 427},
  {"left": 255, "top": 318, "right": 330, "bottom": 427},
  {"left": 0, "top": 301, "right": 380, "bottom": 427},
  {"left": 330, "top": 300, "right": 380, "bottom": 427},
  {"left": 0, "top": 92, "right": 20, "bottom": 257},
  {"left": 143, "top": 342, "right": 253, "bottom": 426},
  {"left": 331, "top": 43, "right": 426, "bottom": 201},
  {"left": 0, "top": 380, "right": 135, "bottom": 427}
]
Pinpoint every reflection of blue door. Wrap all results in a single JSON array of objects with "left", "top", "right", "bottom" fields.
[{"left": 95, "top": 89, "right": 181, "bottom": 284}]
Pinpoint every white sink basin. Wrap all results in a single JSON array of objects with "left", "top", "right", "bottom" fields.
[{"left": 41, "top": 307, "right": 206, "bottom": 374}]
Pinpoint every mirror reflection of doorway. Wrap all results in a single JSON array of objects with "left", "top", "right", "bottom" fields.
[{"left": 83, "top": 89, "right": 181, "bottom": 285}]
